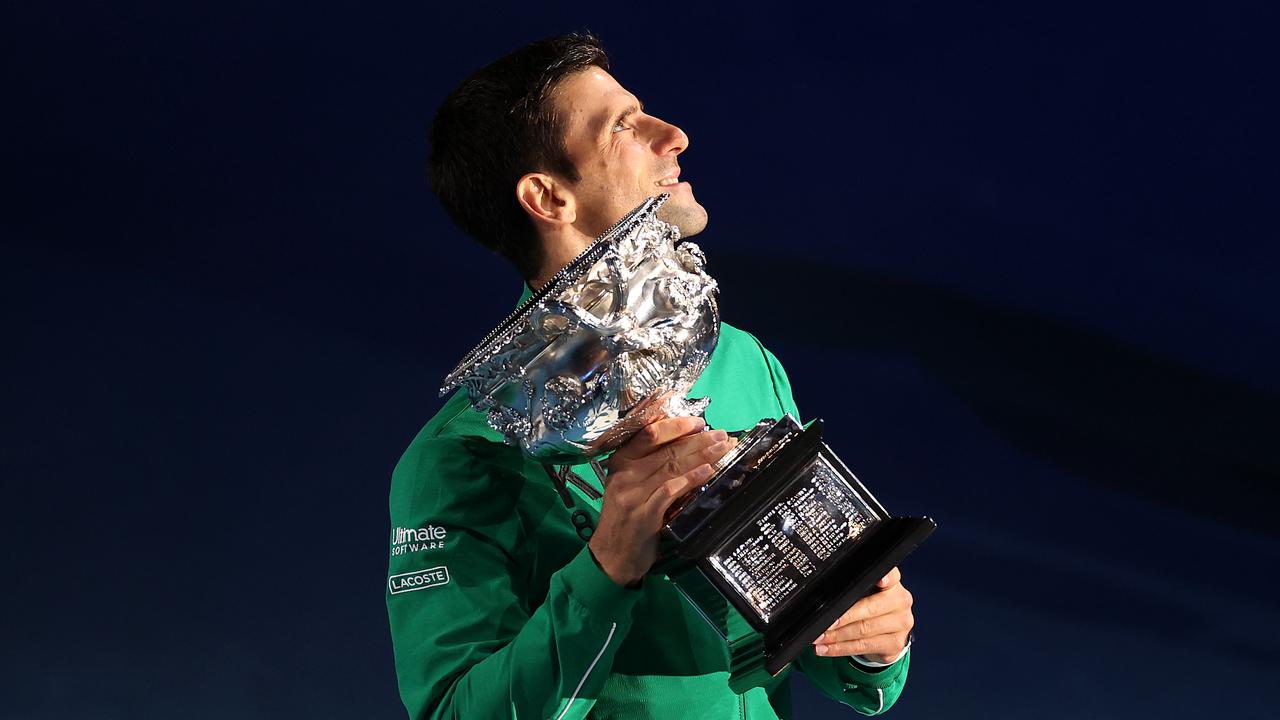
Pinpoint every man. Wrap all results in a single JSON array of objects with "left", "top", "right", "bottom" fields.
[{"left": 388, "top": 34, "right": 915, "bottom": 719}]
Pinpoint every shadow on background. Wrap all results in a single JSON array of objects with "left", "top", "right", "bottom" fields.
[{"left": 717, "top": 254, "right": 1280, "bottom": 538}]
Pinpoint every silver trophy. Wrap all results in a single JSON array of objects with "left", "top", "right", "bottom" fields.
[{"left": 442, "top": 195, "right": 935, "bottom": 690}]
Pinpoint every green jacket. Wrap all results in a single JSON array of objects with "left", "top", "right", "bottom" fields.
[{"left": 387, "top": 318, "right": 911, "bottom": 719}]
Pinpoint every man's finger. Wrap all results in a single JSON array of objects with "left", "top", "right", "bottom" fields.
[
  {"left": 877, "top": 566, "right": 901, "bottom": 589},
  {"left": 646, "top": 463, "right": 715, "bottom": 512},
  {"left": 625, "top": 429, "right": 727, "bottom": 480},
  {"left": 813, "top": 632, "right": 910, "bottom": 659},
  {"left": 610, "top": 416, "right": 706, "bottom": 462},
  {"left": 816, "top": 610, "right": 913, "bottom": 644},
  {"left": 827, "top": 584, "right": 912, "bottom": 629}
]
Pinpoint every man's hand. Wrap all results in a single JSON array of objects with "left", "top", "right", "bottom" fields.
[
  {"left": 588, "top": 416, "right": 733, "bottom": 587},
  {"left": 813, "top": 567, "right": 914, "bottom": 663}
]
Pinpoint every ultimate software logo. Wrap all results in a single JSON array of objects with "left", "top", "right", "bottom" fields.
[{"left": 390, "top": 525, "right": 448, "bottom": 556}]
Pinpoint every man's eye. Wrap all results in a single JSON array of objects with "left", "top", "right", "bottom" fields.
[{"left": 612, "top": 120, "right": 630, "bottom": 133}]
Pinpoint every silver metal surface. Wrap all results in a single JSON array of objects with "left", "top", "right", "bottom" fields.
[{"left": 441, "top": 195, "right": 720, "bottom": 463}]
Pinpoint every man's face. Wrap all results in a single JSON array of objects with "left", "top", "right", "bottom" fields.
[{"left": 551, "top": 68, "right": 708, "bottom": 238}]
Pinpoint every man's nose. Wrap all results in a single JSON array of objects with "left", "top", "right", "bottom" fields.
[{"left": 648, "top": 116, "right": 689, "bottom": 156}]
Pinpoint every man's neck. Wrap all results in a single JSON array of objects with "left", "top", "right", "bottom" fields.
[{"left": 528, "top": 229, "right": 592, "bottom": 290}]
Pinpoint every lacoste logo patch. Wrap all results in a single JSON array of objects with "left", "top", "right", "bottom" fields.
[{"left": 387, "top": 566, "right": 450, "bottom": 595}]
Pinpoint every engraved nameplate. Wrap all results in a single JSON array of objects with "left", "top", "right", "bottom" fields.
[{"left": 706, "top": 455, "right": 882, "bottom": 622}]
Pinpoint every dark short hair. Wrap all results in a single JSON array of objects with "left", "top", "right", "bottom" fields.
[{"left": 427, "top": 34, "right": 609, "bottom": 278}]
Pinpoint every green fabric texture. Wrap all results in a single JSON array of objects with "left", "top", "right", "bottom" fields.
[{"left": 387, "top": 299, "right": 910, "bottom": 719}]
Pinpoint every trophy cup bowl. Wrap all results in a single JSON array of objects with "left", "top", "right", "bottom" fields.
[
  {"left": 441, "top": 195, "right": 936, "bottom": 691},
  {"left": 440, "top": 195, "right": 719, "bottom": 464}
]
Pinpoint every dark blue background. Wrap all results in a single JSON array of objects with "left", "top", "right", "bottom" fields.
[{"left": 4, "top": 2, "right": 1277, "bottom": 718}]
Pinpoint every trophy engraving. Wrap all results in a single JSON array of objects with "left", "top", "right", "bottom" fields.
[{"left": 710, "top": 454, "right": 881, "bottom": 622}]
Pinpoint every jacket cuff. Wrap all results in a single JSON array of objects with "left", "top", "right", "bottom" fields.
[
  {"left": 839, "top": 646, "right": 911, "bottom": 689},
  {"left": 555, "top": 545, "right": 643, "bottom": 624},
  {"left": 851, "top": 637, "right": 913, "bottom": 670}
]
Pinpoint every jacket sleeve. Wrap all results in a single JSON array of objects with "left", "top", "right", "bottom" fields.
[
  {"left": 386, "top": 435, "right": 641, "bottom": 720},
  {"left": 757, "top": 339, "right": 913, "bottom": 715}
]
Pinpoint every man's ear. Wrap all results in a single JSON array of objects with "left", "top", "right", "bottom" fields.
[{"left": 515, "top": 173, "right": 576, "bottom": 228}]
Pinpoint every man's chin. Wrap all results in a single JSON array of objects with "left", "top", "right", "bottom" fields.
[{"left": 655, "top": 198, "right": 709, "bottom": 238}]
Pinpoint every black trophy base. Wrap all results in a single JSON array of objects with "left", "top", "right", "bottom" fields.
[{"left": 657, "top": 415, "right": 937, "bottom": 693}]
